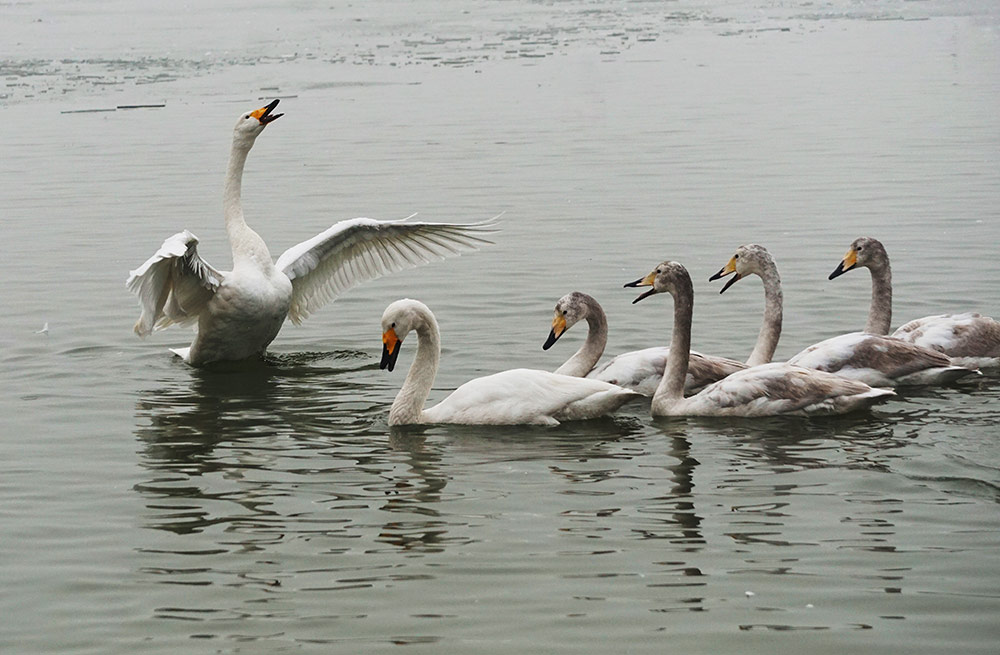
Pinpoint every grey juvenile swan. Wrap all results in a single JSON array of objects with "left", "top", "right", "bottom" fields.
[
  {"left": 625, "top": 260, "right": 894, "bottom": 417},
  {"left": 710, "top": 244, "right": 978, "bottom": 387},
  {"left": 829, "top": 236, "right": 1000, "bottom": 369},
  {"left": 542, "top": 291, "right": 745, "bottom": 394}
]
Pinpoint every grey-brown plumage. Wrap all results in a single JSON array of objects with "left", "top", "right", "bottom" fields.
[{"left": 829, "top": 236, "right": 1000, "bottom": 369}]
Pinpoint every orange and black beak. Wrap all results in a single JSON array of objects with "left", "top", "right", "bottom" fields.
[
  {"left": 542, "top": 314, "right": 567, "bottom": 350},
  {"left": 624, "top": 271, "right": 658, "bottom": 304},
  {"left": 250, "top": 98, "right": 283, "bottom": 125},
  {"left": 709, "top": 256, "right": 741, "bottom": 294},
  {"left": 829, "top": 247, "right": 857, "bottom": 280},
  {"left": 380, "top": 328, "right": 401, "bottom": 371}
]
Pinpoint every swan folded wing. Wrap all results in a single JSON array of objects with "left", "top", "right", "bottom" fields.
[
  {"left": 787, "top": 332, "right": 958, "bottom": 380},
  {"left": 423, "top": 369, "right": 637, "bottom": 425},
  {"left": 892, "top": 313, "right": 1000, "bottom": 358},
  {"left": 695, "top": 363, "right": 879, "bottom": 415},
  {"left": 126, "top": 230, "right": 223, "bottom": 336},
  {"left": 276, "top": 216, "right": 499, "bottom": 324},
  {"left": 687, "top": 351, "right": 747, "bottom": 388}
]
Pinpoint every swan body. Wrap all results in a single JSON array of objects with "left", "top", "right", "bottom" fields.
[
  {"left": 830, "top": 236, "right": 1000, "bottom": 369},
  {"left": 626, "top": 261, "right": 894, "bottom": 417},
  {"left": 892, "top": 313, "right": 1000, "bottom": 369},
  {"left": 380, "top": 299, "right": 641, "bottom": 426},
  {"left": 787, "top": 331, "right": 975, "bottom": 387},
  {"left": 127, "top": 100, "right": 498, "bottom": 367},
  {"left": 710, "top": 244, "right": 978, "bottom": 387},
  {"left": 543, "top": 291, "right": 745, "bottom": 394}
]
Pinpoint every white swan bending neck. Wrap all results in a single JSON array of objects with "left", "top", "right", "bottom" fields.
[{"left": 389, "top": 303, "right": 441, "bottom": 426}]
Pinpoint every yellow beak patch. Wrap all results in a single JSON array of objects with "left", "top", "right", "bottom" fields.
[
  {"left": 842, "top": 248, "right": 858, "bottom": 270},
  {"left": 550, "top": 314, "right": 567, "bottom": 338},
  {"left": 382, "top": 328, "right": 399, "bottom": 355}
]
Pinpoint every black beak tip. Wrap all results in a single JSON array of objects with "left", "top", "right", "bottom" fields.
[
  {"left": 542, "top": 330, "right": 560, "bottom": 350},
  {"left": 260, "top": 99, "right": 282, "bottom": 124},
  {"left": 380, "top": 343, "right": 400, "bottom": 372},
  {"left": 829, "top": 262, "right": 849, "bottom": 280},
  {"left": 719, "top": 274, "right": 741, "bottom": 294}
]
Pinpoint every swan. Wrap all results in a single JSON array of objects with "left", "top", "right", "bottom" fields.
[
  {"left": 625, "top": 260, "right": 894, "bottom": 417},
  {"left": 709, "top": 244, "right": 978, "bottom": 387},
  {"left": 380, "top": 299, "right": 642, "bottom": 426},
  {"left": 126, "top": 99, "right": 497, "bottom": 366},
  {"left": 542, "top": 291, "right": 745, "bottom": 394},
  {"left": 829, "top": 236, "right": 1000, "bottom": 369}
]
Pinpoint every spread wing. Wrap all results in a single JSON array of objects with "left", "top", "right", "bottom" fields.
[
  {"left": 126, "top": 230, "right": 224, "bottom": 336},
  {"left": 275, "top": 215, "right": 499, "bottom": 324}
]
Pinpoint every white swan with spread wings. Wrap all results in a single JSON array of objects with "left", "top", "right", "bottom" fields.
[{"left": 126, "top": 100, "right": 497, "bottom": 366}]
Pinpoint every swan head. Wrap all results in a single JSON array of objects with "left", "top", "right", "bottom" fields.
[
  {"left": 829, "top": 236, "right": 888, "bottom": 279},
  {"left": 543, "top": 291, "right": 594, "bottom": 350},
  {"left": 709, "top": 244, "right": 774, "bottom": 294},
  {"left": 380, "top": 298, "right": 432, "bottom": 372},
  {"left": 625, "top": 261, "right": 691, "bottom": 304},
  {"left": 232, "top": 99, "right": 283, "bottom": 144}
]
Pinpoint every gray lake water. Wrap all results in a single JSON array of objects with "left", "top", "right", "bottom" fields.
[{"left": 2, "top": 1, "right": 1000, "bottom": 653}]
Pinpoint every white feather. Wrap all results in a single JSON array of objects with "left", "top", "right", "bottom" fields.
[
  {"left": 126, "top": 230, "right": 222, "bottom": 336},
  {"left": 277, "top": 215, "right": 499, "bottom": 324}
]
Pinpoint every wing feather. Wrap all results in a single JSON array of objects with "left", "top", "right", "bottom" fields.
[
  {"left": 126, "top": 230, "right": 223, "bottom": 336},
  {"left": 276, "top": 215, "right": 499, "bottom": 324}
]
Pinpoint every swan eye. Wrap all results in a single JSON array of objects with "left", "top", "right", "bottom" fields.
[
  {"left": 391, "top": 322, "right": 396, "bottom": 328},
  {"left": 734, "top": 254, "right": 739, "bottom": 259},
  {"left": 562, "top": 310, "right": 567, "bottom": 315}
]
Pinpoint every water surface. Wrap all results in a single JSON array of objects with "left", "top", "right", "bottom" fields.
[{"left": 2, "top": 1, "right": 999, "bottom": 653}]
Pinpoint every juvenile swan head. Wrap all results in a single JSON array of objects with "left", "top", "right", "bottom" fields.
[
  {"left": 829, "top": 236, "right": 888, "bottom": 279},
  {"left": 709, "top": 244, "right": 775, "bottom": 293}
]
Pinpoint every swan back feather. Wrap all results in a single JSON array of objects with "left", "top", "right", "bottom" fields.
[
  {"left": 787, "top": 332, "right": 977, "bottom": 386},
  {"left": 892, "top": 312, "right": 1000, "bottom": 368}
]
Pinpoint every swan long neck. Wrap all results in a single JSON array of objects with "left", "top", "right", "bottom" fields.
[
  {"left": 555, "top": 298, "right": 608, "bottom": 377},
  {"left": 389, "top": 312, "right": 441, "bottom": 425},
  {"left": 866, "top": 262, "right": 892, "bottom": 335},
  {"left": 223, "top": 136, "right": 273, "bottom": 270},
  {"left": 747, "top": 264, "right": 783, "bottom": 366},
  {"left": 652, "top": 278, "right": 693, "bottom": 413}
]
